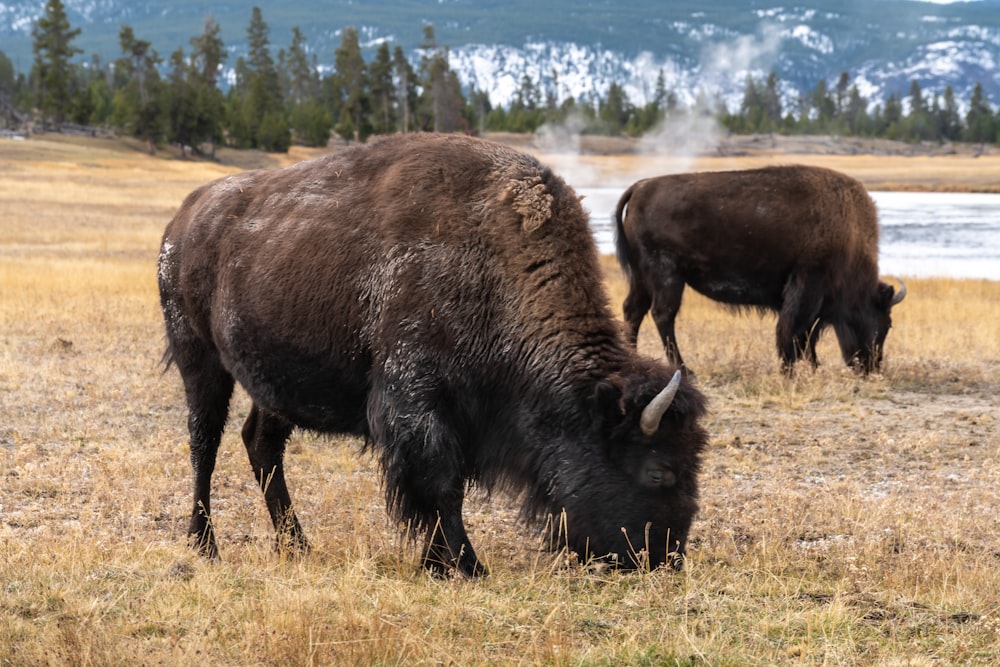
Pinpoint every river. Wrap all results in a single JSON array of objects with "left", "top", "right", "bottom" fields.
[{"left": 577, "top": 188, "right": 1000, "bottom": 280}]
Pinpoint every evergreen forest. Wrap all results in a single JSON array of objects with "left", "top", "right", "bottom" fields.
[{"left": 2, "top": 0, "right": 999, "bottom": 155}]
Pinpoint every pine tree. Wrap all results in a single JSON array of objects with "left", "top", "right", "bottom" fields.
[
  {"left": 835, "top": 71, "right": 850, "bottom": 117},
  {"left": 881, "top": 92, "right": 903, "bottom": 139},
  {"left": 165, "top": 47, "right": 199, "bottom": 154},
  {"left": 31, "top": 0, "right": 82, "bottom": 128},
  {"left": 938, "top": 86, "right": 961, "bottom": 141},
  {"left": 368, "top": 41, "right": 396, "bottom": 135},
  {"left": 188, "top": 17, "right": 227, "bottom": 157},
  {"left": 845, "top": 85, "right": 870, "bottom": 136},
  {"left": 653, "top": 68, "right": 667, "bottom": 110},
  {"left": 190, "top": 18, "right": 225, "bottom": 90},
  {"left": 467, "top": 84, "right": 491, "bottom": 134},
  {"left": 808, "top": 79, "right": 835, "bottom": 132},
  {"left": 246, "top": 7, "right": 282, "bottom": 108},
  {"left": 112, "top": 25, "right": 164, "bottom": 153},
  {"left": 393, "top": 45, "right": 417, "bottom": 133},
  {"left": 230, "top": 7, "right": 288, "bottom": 152},
  {"left": 514, "top": 74, "right": 541, "bottom": 111},
  {"left": 416, "top": 24, "right": 466, "bottom": 133},
  {"left": 631, "top": 68, "right": 667, "bottom": 135},
  {"left": 964, "top": 82, "right": 995, "bottom": 144},
  {"left": 763, "top": 71, "right": 782, "bottom": 129},
  {"left": 545, "top": 68, "right": 560, "bottom": 113},
  {"left": 281, "top": 26, "right": 330, "bottom": 147},
  {"left": 737, "top": 74, "right": 762, "bottom": 132},
  {"left": 1, "top": 50, "right": 20, "bottom": 126},
  {"left": 599, "top": 82, "right": 631, "bottom": 134},
  {"left": 332, "top": 26, "right": 369, "bottom": 142},
  {"left": 68, "top": 54, "right": 113, "bottom": 127},
  {"left": 284, "top": 27, "right": 318, "bottom": 107},
  {"left": 904, "top": 79, "right": 935, "bottom": 141}
]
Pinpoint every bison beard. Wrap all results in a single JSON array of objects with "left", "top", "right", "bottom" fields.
[
  {"left": 158, "top": 133, "right": 707, "bottom": 577},
  {"left": 614, "top": 165, "right": 906, "bottom": 375}
]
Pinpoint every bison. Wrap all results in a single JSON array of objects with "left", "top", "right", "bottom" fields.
[
  {"left": 614, "top": 165, "right": 906, "bottom": 374},
  {"left": 158, "top": 133, "right": 707, "bottom": 577}
]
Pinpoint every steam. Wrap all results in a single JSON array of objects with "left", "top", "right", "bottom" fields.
[
  {"left": 531, "top": 113, "right": 604, "bottom": 187},
  {"left": 525, "top": 22, "right": 788, "bottom": 252},
  {"left": 638, "top": 22, "right": 785, "bottom": 162},
  {"left": 700, "top": 22, "right": 784, "bottom": 94},
  {"left": 532, "top": 21, "right": 787, "bottom": 177}
]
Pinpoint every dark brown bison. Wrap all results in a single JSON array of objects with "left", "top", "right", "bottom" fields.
[
  {"left": 614, "top": 165, "right": 906, "bottom": 374},
  {"left": 158, "top": 133, "right": 707, "bottom": 577}
]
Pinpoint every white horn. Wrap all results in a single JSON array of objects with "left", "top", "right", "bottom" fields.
[
  {"left": 640, "top": 370, "right": 682, "bottom": 436},
  {"left": 890, "top": 276, "right": 907, "bottom": 306}
]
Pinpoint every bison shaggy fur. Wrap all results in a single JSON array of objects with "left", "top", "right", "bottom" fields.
[{"left": 158, "top": 133, "right": 708, "bottom": 576}]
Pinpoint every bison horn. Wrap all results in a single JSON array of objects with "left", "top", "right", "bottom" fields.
[
  {"left": 889, "top": 276, "right": 907, "bottom": 306},
  {"left": 640, "top": 370, "right": 683, "bottom": 436}
]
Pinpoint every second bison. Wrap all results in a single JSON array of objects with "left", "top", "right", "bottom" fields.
[{"left": 614, "top": 165, "right": 905, "bottom": 374}]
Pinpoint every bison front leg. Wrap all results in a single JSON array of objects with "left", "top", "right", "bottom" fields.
[
  {"left": 422, "top": 503, "right": 487, "bottom": 578},
  {"left": 370, "top": 387, "right": 487, "bottom": 577},
  {"left": 405, "top": 446, "right": 485, "bottom": 578},
  {"left": 241, "top": 405, "right": 308, "bottom": 554},
  {"left": 777, "top": 272, "right": 824, "bottom": 373}
]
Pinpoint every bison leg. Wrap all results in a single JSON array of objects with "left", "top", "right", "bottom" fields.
[
  {"left": 240, "top": 405, "right": 308, "bottom": 553},
  {"left": 177, "top": 348, "right": 235, "bottom": 560},
  {"left": 371, "top": 388, "right": 486, "bottom": 577},
  {"left": 423, "top": 504, "right": 487, "bottom": 578},
  {"left": 777, "top": 273, "right": 824, "bottom": 373},
  {"left": 622, "top": 279, "right": 652, "bottom": 348},
  {"left": 647, "top": 269, "right": 687, "bottom": 368}
]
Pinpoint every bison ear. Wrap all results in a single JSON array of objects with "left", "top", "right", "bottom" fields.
[
  {"left": 502, "top": 176, "right": 553, "bottom": 232},
  {"left": 876, "top": 282, "right": 895, "bottom": 308},
  {"left": 590, "top": 380, "right": 625, "bottom": 433}
]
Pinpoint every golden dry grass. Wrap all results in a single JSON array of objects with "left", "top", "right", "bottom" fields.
[{"left": 1, "top": 135, "right": 999, "bottom": 666}]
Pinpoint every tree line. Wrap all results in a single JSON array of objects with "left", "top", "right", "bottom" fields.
[
  {"left": 722, "top": 70, "right": 998, "bottom": 145},
  {"left": 2, "top": 0, "right": 998, "bottom": 154}
]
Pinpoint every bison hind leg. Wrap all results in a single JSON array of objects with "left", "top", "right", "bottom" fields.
[
  {"left": 241, "top": 405, "right": 309, "bottom": 554},
  {"left": 622, "top": 278, "right": 652, "bottom": 348},
  {"left": 174, "top": 344, "right": 235, "bottom": 560},
  {"left": 647, "top": 272, "right": 687, "bottom": 368}
]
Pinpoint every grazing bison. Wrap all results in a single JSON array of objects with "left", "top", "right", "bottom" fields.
[
  {"left": 158, "top": 133, "right": 707, "bottom": 577},
  {"left": 614, "top": 165, "right": 906, "bottom": 374}
]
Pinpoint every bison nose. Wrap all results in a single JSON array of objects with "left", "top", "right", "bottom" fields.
[{"left": 645, "top": 464, "right": 677, "bottom": 488}]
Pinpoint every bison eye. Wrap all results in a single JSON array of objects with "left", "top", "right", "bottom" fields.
[{"left": 644, "top": 464, "right": 677, "bottom": 488}]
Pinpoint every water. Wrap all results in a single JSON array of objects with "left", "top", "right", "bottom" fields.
[{"left": 577, "top": 187, "right": 1000, "bottom": 280}]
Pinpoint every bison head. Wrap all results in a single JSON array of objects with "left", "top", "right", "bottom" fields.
[
  {"left": 549, "top": 367, "right": 707, "bottom": 570},
  {"left": 839, "top": 277, "right": 907, "bottom": 374}
]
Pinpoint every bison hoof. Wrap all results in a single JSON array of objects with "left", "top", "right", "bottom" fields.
[
  {"left": 274, "top": 533, "right": 310, "bottom": 557},
  {"left": 422, "top": 554, "right": 489, "bottom": 579},
  {"left": 188, "top": 532, "right": 220, "bottom": 562}
]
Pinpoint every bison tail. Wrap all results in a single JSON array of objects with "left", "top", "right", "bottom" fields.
[
  {"left": 159, "top": 340, "right": 177, "bottom": 374},
  {"left": 613, "top": 184, "right": 637, "bottom": 281}
]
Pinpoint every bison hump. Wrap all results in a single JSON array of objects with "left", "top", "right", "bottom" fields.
[{"left": 501, "top": 175, "right": 553, "bottom": 233}]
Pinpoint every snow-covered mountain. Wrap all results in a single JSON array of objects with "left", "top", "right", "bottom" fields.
[{"left": 3, "top": 0, "right": 999, "bottom": 112}]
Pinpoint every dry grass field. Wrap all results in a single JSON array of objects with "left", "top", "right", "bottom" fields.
[{"left": 1, "top": 134, "right": 999, "bottom": 665}]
